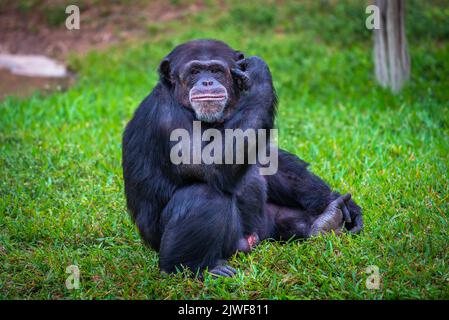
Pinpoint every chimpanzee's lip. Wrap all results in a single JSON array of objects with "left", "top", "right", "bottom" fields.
[{"left": 191, "top": 94, "right": 226, "bottom": 101}]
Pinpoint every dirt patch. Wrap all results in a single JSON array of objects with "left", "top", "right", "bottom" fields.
[
  {"left": 0, "top": 0, "right": 204, "bottom": 98},
  {"left": 0, "top": 0, "right": 204, "bottom": 58},
  {"left": 0, "top": 68, "right": 74, "bottom": 99}
]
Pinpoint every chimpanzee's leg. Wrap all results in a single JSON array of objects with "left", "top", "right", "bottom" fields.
[
  {"left": 234, "top": 165, "right": 267, "bottom": 237},
  {"left": 264, "top": 149, "right": 363, "bottom": 234},
  {"left": 158, "top": 184, "right": 243, "bottom": 277},
  {"left": 267, "top": 194, "right": 352, "bottom": 240}
]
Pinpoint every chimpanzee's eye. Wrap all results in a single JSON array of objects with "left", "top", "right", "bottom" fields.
[
  {"left": 211, "top": 68, "right": 222, "bottom": 74},
  {"left": 190, "top": 69, "right": 199, "bottom": 75}
]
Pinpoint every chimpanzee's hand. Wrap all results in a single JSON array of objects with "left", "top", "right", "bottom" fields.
[{"left": 231, "top": 56, "right": 272, "bottom": 91}]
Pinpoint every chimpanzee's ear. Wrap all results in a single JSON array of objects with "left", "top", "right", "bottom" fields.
[
  {"left": 158, "top": 57, "right": 173, "bottom": 86},
  {"left": 234, "top": 51, "right": 245, "bottom": 61}
]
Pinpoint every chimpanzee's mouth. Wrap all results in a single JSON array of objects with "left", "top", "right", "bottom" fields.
[{"left": 191, "top": 94, "right": 226, "bottom": 101}]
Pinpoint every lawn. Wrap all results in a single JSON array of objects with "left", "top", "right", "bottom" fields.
[{"left": 0, "top": 0, "right": 448, "bottom": 299}]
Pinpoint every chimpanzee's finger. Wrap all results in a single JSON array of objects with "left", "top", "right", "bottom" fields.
[
  {"left": 348, "top": 225, "right": 362, "bottom": 234},
  {"left": 348, "top": 214, "right": 363, "bottom": 234},
  {"left": 236, "top": 59, "right": 248, "bottom": 71},
  {"left": 342, "top": 203, "right": 352, "bottom": 224},
  {"left": 209, "top": 265, "right": 236, "bottom": 277},
  {"left": 231, "top": 68, "right": 247, "bottom": 79},
  {"left": 231, "top": 68, "right": 251, "bottom": 90},
  {"left": 338, "top": 194, "right": 351, "bottom": 222},
  {"left": 224, "top": 265, "right": 237, "bottom": 275},
  {"left": 333, "top": 194, "right": 347, "bottom": 206},
  {"left": 330, "top": 193, "right": 351, "bottom": 223},
  {"left": 209, "top": 269, "right": 228, "bottom": 277}
]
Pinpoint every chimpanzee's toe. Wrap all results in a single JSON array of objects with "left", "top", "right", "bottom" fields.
[
  {"left": 208, "top": 264, "right": 237, "bottom": 278},
  {"left": 310, "top": 195, "right": 351, "bottom": 236}
]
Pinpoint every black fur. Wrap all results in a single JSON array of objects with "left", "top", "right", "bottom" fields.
[{"left": 122, "top": 39, "right": 362, "bottom": 275}]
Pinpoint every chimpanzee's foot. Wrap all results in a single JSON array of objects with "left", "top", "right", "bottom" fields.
[
  {"left": 208, "top": 261, "right": 237, "bottom": 278},
  {"left": 310, "top": 193, "right": 352, "bottom": 236},
  {"left": 236, "top": 234, "right": 260, "bottom": 253}
]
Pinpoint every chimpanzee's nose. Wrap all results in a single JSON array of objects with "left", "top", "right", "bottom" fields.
[{"left": 202, "top": 79, "right": 214, "bottom": 86}]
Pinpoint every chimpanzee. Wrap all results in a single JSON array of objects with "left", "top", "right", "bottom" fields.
[{"left": 122, "top": 39, "right": 362, "bottom": 277}]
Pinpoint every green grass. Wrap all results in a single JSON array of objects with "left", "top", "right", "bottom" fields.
[{"left": 1, "top": 0, "right": 448, "bottom": 299}]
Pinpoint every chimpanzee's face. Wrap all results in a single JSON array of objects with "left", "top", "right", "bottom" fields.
[
  {"left": 159, "top": 40, "right": 243, "bottom": 123},
  {"left": 180, "top": 59, "right": 231, "bottom": 123}
]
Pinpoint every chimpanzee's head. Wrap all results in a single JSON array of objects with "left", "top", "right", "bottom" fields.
[{"left": 158, "top": 39, "right": 245, "bottom": 123}]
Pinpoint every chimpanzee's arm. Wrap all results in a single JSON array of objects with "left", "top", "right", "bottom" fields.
[
  {"left": 227, "top": 56, "right": 277, "bottom": 132},
  {"left": 212, "top": 56, "right": 276, "bottom": 184},
  {"left": 122, "top": 86, "right": 177, "bottom": 251},
  {"left": 210, "top": 56, "right": 277, "bottom": 237}
]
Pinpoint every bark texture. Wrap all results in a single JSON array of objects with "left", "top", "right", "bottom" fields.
[{"left": 374, "top": 0, "right": 410, "bottom": 93}]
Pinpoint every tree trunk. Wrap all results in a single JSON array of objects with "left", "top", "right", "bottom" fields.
[{"left": 374, "top": 0, "right": 410, "bottom": 93}]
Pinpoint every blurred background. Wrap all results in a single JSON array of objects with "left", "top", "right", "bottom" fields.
[{"left": 0, "top": 0, "right": 448, "bottom": 98}]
